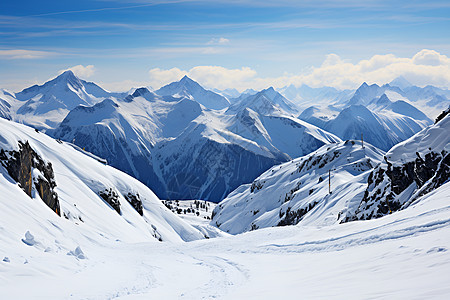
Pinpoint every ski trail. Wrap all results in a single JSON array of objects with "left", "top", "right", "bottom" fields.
[{"left": 261, "top": 215, "right": 450, "bottom": 254}]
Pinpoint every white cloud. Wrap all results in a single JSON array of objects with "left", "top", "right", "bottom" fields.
[
  {"left": 207, "top": 37, "right": 230, "bottom": 45},
  {"left": 0, "top": 49, "right": 54, "bottom": 59},
  {"left": 145, "top": 49, "right": 450, "bottom": 92},
  {"left": 296, "top": 49, "right": 450, "bottom": 89},
  {"left": 148, "top": 67, "right": 187, "bottom": 87},
  {"left": 60, "top": 65, "right": 96, "bottom": 78},
  {"left": 148, "top": 66, "right": 257, "bottom": 90},
  {"left": 412, "top": 49, "right": 449, "bottom": 66}
]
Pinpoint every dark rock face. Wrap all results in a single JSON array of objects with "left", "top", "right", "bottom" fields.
[
  {"left": 124, "top": 192, "right": 143, "bottom": 216},
  {"left": 0, "top": 141, "right": 60, "bottom": 215},
  {"left": 345, "top": 150, "right": 449, "bottom": 222},
  {"left": 277, "top": 201, "right": 318, "bottom": 227},
  {"left": 98, "top": 188, "right": 121, "bottom": 214},
  {"left": 435, "top": 107, "right": 450, "bottom": 124}
]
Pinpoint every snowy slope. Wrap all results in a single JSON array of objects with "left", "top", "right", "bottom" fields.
[
  {"left": 1, "top": 175, "right": 449, "bottom": 299},
  {"left": 0, "top": 89, "right": 15, "bottom": 120},
  {"left": 0, "top": 118, "right": 206, "bottom": 248},
  {"left": 155, "top": 75, "right": 230, "bottom": 110},
  {"left": 211, "top": 140, "right": 384, "bottom": 234}
]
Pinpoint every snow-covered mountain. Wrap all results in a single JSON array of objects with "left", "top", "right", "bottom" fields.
[
  {"left": 2, "top": 72, "right": 447, "bottom": 204},
  {"left": 211, "top": 110, "right": 450, "bottom": 234},
  {"left": 1, "top": 74, "right": 450, "bottom": 299},
  {"left": 0, "top": 117, "right": 209, "bottom": 247},
  {"left": 300, "top": 88, "right": 433, "bottom": 151},
  {"left": 211, "top": 140, "right": 385, "bottom": 234},
  {"left": 346, "top": 80, "right": 450, "bottom": 119},
  {"left": 54, "top": 84, "right": 340, "bottom": 202},
  {"left": 155, "top": 75, "right": 231, "bottom": 110},
  {"left": 228, "top": 87, "right": 299, "bottom": 116},
  {"left": 3, "top": 71, "right": 112, "bottom": 131}
]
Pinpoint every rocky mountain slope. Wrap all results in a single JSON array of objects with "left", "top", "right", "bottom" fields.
[{"left": 346, "top": 110, "right": 450, "bottom": 221}]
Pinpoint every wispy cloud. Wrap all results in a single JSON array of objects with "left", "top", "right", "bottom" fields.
[
  {"left": 0, "top": 49, "right": 55, "bottom": 59},
  {"left": 207, "top": 37, "right": 230, "bottom": 45},
  {"left": 59, "top": 65, "right": 96, "bottom": 78},
  {"left": 99, "top": 0, "right": 446, "bottom": 9}
]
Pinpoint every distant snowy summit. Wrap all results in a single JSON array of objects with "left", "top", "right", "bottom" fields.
[{"left": 155, "top": 75, "right": 230, "bottom": 110}]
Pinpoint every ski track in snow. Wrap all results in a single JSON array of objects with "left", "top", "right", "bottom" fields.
[{"left": 263, "top": 211, "right": 450, "bottom": 254}]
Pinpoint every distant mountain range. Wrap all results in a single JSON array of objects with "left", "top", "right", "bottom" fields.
[{"left": 1, "top": 72, "right": 448, "bottom": 202}]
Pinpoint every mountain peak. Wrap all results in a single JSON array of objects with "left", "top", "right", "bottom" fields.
[
  {"left": 155, "top": 76, "right": 230, "bottom": 109},
  {"left": 179, "top": 75, "right": 196, "bottom": 84},
  {"left": 389, "top": 76, "right": 413, "bottom": 90},
  {"left": 357, "top": 82, "right": 380, "bottom": 90},
  {"left": 56, "top": 70, "right": 78, "bottom": 81},
  {"left": 372, "top": 93, "right": 392, "bottom": 106}
]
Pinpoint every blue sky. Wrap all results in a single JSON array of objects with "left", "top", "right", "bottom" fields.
[{"left": 1, "top": 0, "right": 449, "bottom": 91}]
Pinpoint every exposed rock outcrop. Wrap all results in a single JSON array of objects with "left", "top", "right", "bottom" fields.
[
  {"left": 345, "top": 150, "right": 449, "bottom": 222},
  {"left": 124, "top": 192, "right": 143, "bottom": 216},
  {"left": 0, "top": 141, "right": 60, "bottom": 215},
  {"left": 98, "top": 188, "right": 121, "bottom": 214}
]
